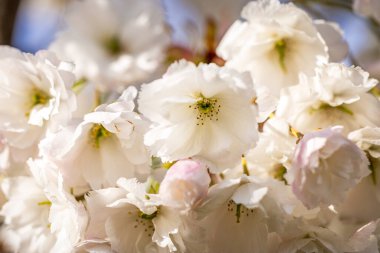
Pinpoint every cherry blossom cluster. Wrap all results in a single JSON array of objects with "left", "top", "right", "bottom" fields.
[{"left": 0, "top": 0, "right": 380, "bottom": 252}]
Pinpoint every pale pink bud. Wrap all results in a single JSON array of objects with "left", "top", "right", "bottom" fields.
[
  {"left": 159, "top": 159, "right": 210, "bottom": 210},
  {"left": 291, "top": 127, "right": 370, "bottom": 209}
]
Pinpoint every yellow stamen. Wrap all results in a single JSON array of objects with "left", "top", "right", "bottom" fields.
[{"left": 89, "top": 124, "right": 112, "bottom": 148}]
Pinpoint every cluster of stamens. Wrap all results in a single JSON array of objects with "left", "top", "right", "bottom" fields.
[
  {"left": 188, "top": 96, "right": 221, "bottom": 126},
  {"left": 128, "top": 210, "right": 157, "bottom": 237},
  {"left": 89, "top": 124, "right": 112, "bottom": 148},
  {"left": 26, "top": 88, "right": 51, "bottom": 117},
  {"left": 227, "top": 200, "right": 255, "bottom": 223},
  {"left": 104, "top": 35, "right": 123, "bottom": 56},
  {"left": 309, "top": 103, "right": 354, "bottom": 116},
  {"left": 274, "top": 38, "right": 288, "bottom": 72}
]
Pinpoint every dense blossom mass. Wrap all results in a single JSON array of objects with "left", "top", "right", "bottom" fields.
[{"left": 0, "top": 0, "right": 380, "bottom": 252}]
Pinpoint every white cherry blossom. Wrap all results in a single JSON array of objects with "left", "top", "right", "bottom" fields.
[
  {"left": 217, "top": 0, "right": 328, "bottom": 95},
  {"left": 0, "top": 158, "right": 87, "bottom": 253},
  {"left": 0, "top": 175, "right": 55, "bottom": 253},
  {"left": 0, "top": 47, "right": 76, "bottom": 162},
  {"left": 50, "top": 0, "right": 170, "bottom": 92},
  {"left": 195, "top": 176, "right": 273, "bottom": 253},
  {"left": 277, "top": 63, "right": 380, "bottom": 134},
  {"left": 29, "top": 159, "right": 88, "bottom": 253},
  {"left": 40, "top": 87, "right": 150, "bottom": 190},
  {"left": 85, "top": 178, "right": 180, "bottom": 253},
  {"left": 138, "top": 60, "right": 258, "bottom": 171}
]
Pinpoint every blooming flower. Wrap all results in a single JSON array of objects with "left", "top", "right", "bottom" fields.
[
  {"left": 0, "top": 176, "right": 55, "bottom": 253},
  {"left": 29, "top": 159, "right": 88, "bottom": 253},
  {"left": 40, "top": 87, "right": 150, "bottom": 190},
  {"left": 138, "top": 60, "right": 258, "bottom": 171},
  {"left": 0, "top": 158, "right": 87, "bottom": 253},
  {"left": 85, "top": 178, "right": 180, "bottom": 252},
  {"left": 217, "top": 0, "right": 328, "bottom": 95},
  {"left": 50, "top": 0, "right": 170, "bottom": 92},
  {"left": 277, "top": 63, "right": 380, "bottom": 134},
  {"left": 0, "top": 47, "right": 76, "bottom": 162},
  {"left": 290, "top": 127, "right": 370, "bottom": 209},
  {"left": 194, "top": 176, "right": 269, "bottom": 253}
]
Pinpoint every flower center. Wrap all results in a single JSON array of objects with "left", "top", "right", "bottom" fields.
[
  {"left": 32, "top": 89, "right": 50, "bottom": 106},
  {"left": 138, "top": 210, "right": 158, "bottom": 220},
  {"left": 227, "top": 200, "right": 255, "bottom": 224},
  {"left": 189, "top": 95, "right": 221, "bottom": 126},
  {"left": 127, "top": 209, "right": 159, "bottom": 237},
  {"left": 89, "top": 124, "right": 112, "bottom": 148},
  {"left": 104, "top": 36, "right": 123, "bottom": 56},
  {"left": 271, "top": 164, "right": 288, "bottom": 184},
  {"left": 26, "top": 88, "right": 51, "bottom": 117},
  {"left": 129, "top": 211, "right": 156, "bottom": 237},
  {"left": 274, "top": 39, "right": 287, "bottom": 72},
  {"left": 309, "top": 103, "right": 354, "bottom": 116}
]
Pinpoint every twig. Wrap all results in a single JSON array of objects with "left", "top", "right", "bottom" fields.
[{"left": 0, "top": 0, "right": 21, "bottom": 45}]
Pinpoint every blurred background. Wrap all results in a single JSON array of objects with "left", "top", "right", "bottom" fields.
[{"left": 0, "top": 0, "right": 379, "bottom": 78}]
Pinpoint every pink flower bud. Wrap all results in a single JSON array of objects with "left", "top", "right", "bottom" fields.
[
  {"left": 291, "top": 127, "right": 370, "bottom": 209},
  {"left": 159, "top": 159, "right": 211, "bottom": 210}
]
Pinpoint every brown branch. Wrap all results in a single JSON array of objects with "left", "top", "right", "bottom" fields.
[{"left": 0, "top": 0, "right": 21, "bottom": 45}]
